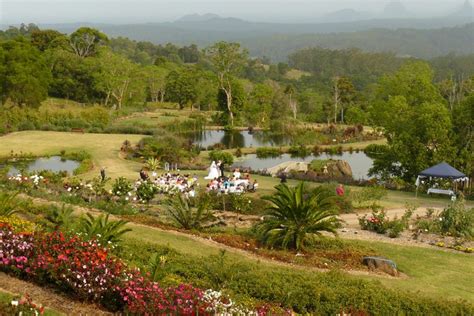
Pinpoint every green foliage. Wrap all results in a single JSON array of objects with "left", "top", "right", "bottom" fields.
[
  {"left": 359, "top": 206, "right": 412, "bottom": 238},
  {"left": 69, "top": 27, "right": 108, "bottom": 58},
  {"left": 46, "top": 204, "right": 74, "bottom": 231},
  {"left": 351, "top": 185, "right": 387, "bottom": 208},
  {"left": 255, "top": 147, "right": 281, "bottom": 158},
  {"left": 165, "top": 194, "right": 213, "bottom": 230},
  {"left": 438, "top": 202, "right": 474, "bottom": 238},
  {"left": 208, "top": 150, "right": 234, "bottom": 165},
  {"left": 145, "top": 157, "right": 160, "bottom": 171},
  {"left": 165, "top": 68, "right": 198, "bottom": 109},
  {"left": 78, "top": 213, "right": 131, "bottom": 244},
  {"left": 369, "top": 61, "right": 455, "bottom": 181},
  {"left": 112, "top": 177, "right": 133, "bottom": 198},
  {"left": 1, "top": 39, "right": 51, "bottom": 107},
  {"left": 0, "top": 191, "right": 19, "bottom": 216},
  {"left": 287, "top": 144, "right": 310, "bottom": 157},
  {"left": 135, "top": 181, "right": 158, "bottom": 203},
  {"left": 255, "top": 182, "right": 340, "bottom": 250}
]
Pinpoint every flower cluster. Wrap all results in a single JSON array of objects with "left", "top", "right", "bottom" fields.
[
  {"left": 10, "top": 294, "right": 45, "bottom": 316},
  {"left": 0, "top": 223, "right": 35, "bottom": 272},
  {"left": 0, "top": 216, "right": 36, "bottom": 233},
  {"left": 0, "top": 223, "right": 265, "bottom": 314},
  {"left": 8, "top": 174, "right": 47, "bottom": 189}
]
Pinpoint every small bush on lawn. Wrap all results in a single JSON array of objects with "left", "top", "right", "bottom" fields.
[
  {"left": 256, "top": 147, "right": 281, "bottom": 158},
  {"left": 359, "top": 205, "right": 412, "bottom": 238},
  {"left": 209, "top": 150, "right": 234, "bottom": 165}
]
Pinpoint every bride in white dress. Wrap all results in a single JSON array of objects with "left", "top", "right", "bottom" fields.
[{"left": 205, "top": 161, "right": 220, "bottom": 179}]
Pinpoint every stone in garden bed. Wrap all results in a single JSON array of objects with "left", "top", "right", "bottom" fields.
[{"left": 362, "top": 256, "right": 399, "bottom": 276}]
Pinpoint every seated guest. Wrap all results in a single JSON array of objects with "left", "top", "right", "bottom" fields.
[{"left": 233, "top": 168, "right": 241, "bottom": 179}]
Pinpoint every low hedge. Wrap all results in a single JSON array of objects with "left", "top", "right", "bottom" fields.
[{"left": 119, "top": 239, "right": 474, "bottom": 315}]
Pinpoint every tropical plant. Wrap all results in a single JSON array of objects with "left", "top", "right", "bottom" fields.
[
  {"left": 145, "top": 157, "right": 160, "bottom": 171},
  {"left": 78, "top": 213, "right": 131, "bottom": 244},
  {"left": 147, "top": 253, "right": 168, "bottom": 282},
  {"left": 0, "top": 191, "right": 19, "bottom": 216},
  {"left": 46, "top": 204, "right": 74, "bottom": 230},
  {"left": 255, "top": 182, "right": 340, "bottom": 250},
  {"left": 165, "top": 194, "right": 213, "bottom": 230}
]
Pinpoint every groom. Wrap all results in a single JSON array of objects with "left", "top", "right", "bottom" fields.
[{"left": 218, "top": 160, "right": 225, "bottom": 178}]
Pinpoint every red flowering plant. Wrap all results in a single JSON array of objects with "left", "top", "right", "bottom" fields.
[
  {"left": 28, "top": 231, "right": 125, "bottom": 301},
  {"left": 1, "top": 222, "right": 273, "bottom": 314},
  {"left": 358, "top": 207, "right": 388, "bottom": 234}
]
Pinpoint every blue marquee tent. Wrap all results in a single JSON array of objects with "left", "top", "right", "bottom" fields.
[
  {"left": 416, "top": 162, "right": 469, "bottom": 197},
  {"left": 419, "top": 162, "right": 466, "bottom": 179}
]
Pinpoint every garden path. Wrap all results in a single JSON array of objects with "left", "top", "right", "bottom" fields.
[{"left": 0, "top": 272, "right": 112, "bottom": 315}]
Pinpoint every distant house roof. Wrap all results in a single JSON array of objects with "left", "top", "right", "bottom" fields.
[{"left": 419, "top": 162, "right": 466, "bottom": 179}]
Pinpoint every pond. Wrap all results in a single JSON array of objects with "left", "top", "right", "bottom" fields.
[
  {"left": 3, "top": 156, "right": 80, "bottom": 176},
  {"left": 185, "top": 130, "right": 293, "bottom": 148},
  {"left": 232, "top": 152, "right": 373, "bottom": 180}
]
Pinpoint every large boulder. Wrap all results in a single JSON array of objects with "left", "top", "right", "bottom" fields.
[
  {"left": 267, "top": 161, "right": 308, "bottom": 176},
  {"left": 362, "top": 256, "right": 399, "bottom": 276},
  {"left": 326, "top": 160, "right": 352, "bottom": 178}
]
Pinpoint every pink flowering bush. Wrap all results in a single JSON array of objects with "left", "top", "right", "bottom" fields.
[
  {"left": 0, "top": 223, "right": 35, "bottom": 274},
  {"left": 0, "top": 223, "right": 267, "bottom": 314}
]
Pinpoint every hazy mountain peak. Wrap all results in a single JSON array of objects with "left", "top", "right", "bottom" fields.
[
  {"left": 176, "top": 13, "right": 221, "bottom": 22},
  {"left": 383, "top": 0, "right": 409, "bottom": 18},
  {"left": 454, "top": 0, "right": 474, "bottom": 16},
  {"left": 322, "top": 9, "right": 372, "bottom": 22}
]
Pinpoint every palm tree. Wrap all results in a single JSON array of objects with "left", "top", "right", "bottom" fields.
[
  {"left": 255, "top": 182, "right": 340, "bottom": 250},
  {"left": 78, "top": 213, "right": 131, "bottom": 244},
  {"left": 0, "top": 192, "right": 19, "bottom": 217},
  {"left": 165, "top": 194, "right": 212, "bottom": 230}
]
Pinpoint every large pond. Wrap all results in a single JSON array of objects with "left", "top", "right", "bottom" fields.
[
  {"left": 185, "top": 130, "right": 292, "bottom": 148},
  {"left": 232, "top": 152, "right": 373, "bottom": 180},
  {"left": 4, "top": 156, "right": 80, "bottom": 176}
]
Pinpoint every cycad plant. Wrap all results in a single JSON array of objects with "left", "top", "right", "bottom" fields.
[
  {"left": 46, "top": 204, "right": 75, "bottom": 231},
  {"left": 0, "top": 191, "right": 19, "bottom": 216},
  {"left": 146, "top": 157, "right": 160, "bottom": 172},
  {"left": 165, "top": 194, "right": 212, "bottom": 230},
  {"left": 78, "top": 213, "right": 131, "bottom": 244},
  {"left": 255, "top": 182, "right": 340, "bottom": 250}
]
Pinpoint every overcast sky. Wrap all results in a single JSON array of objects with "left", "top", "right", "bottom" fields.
[{"left": 0, "top": 0, "right": 469, "bottom": 24}]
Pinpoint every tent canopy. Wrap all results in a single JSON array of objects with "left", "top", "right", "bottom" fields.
[{"left": 419, "top": 162, "right": 466, "bottom": 179}]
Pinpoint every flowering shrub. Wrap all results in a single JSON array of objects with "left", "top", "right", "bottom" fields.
[
  {"left": 112, "top": 177, "right": 133, "bottom": 201},
  {"left": 0, "top": 216, "right": 36, "bottom": 233},
  {"left": 358, "top": 207, "right": 388, "bottom": 234},
  {"left": 0, "top": 223, "right": 35, "bottom": 274},
  {"left": 135, "top": 180, "right": 158, "bottom": 203},
  {"left": 0, "top": 223, "right": 264, "bottom": 314},
  {"left": 2, "top": 294, "right": 45, "bottom": 316}
]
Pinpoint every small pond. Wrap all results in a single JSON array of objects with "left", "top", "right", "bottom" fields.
[
  {"left": 3, "top": 156, "right": 80, "bottom": 176},
  {"left": 232, "top": 152, "right": 373, "bottom": 180},
  {"left": 185, "top": 130, "right": 293, "bottom": 148}
]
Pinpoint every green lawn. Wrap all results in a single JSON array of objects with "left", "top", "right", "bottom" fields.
[
  {"left": 123, "top": 221, "right": 474, "bottom": 302},
  {"left": 356, "top": 240, "right": 474, "bottom": 302}
]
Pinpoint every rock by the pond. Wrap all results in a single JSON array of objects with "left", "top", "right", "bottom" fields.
[
  {"left": 267, "top": 161, "right": 308, "bottom": 176},
  {"left": 362, "top": 256, "right": 399, "bottom": 276},
  {"left": 326, "top": 160, "right": 352, "bottom": 178}
]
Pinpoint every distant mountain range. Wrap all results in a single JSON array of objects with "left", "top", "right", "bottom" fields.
[{"left": 2, "top": 7, "right": 473, "bottom": 61}]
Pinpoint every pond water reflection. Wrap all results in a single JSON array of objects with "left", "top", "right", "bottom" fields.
[
  {"left": 232, "top": 152, "right": 373, "bottom": 180},
  {"left": 4, "top": 156, "right": 80, "bottom": 176}
]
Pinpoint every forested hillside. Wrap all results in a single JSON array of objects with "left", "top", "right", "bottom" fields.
[
  {"left": 244, "top": 23, "right": 474, "bottom": 61},
  {"left": 2, "top": 17, "right": 473, "bottom": 61}
]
